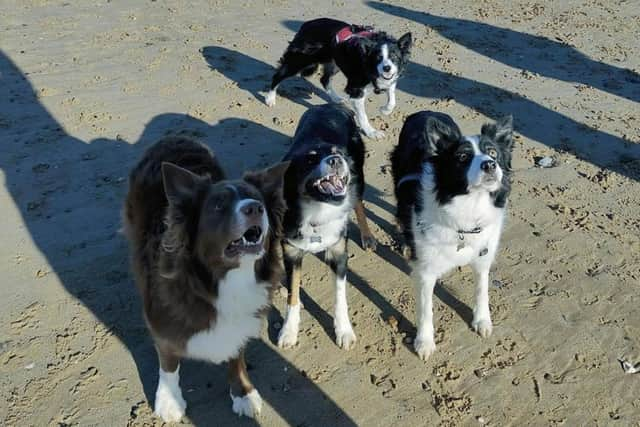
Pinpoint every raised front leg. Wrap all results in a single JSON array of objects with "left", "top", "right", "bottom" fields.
[
  {"left": 327, "top": 237, "right": 357, "bottom": 350},
  {"left": 154, "top": 346, "right": 186, "bottom": 422},
  {"left": 351, "top": 96, "right": 384, "bottom": 139},
  {"left": 228, "top": 349, "right": 262, "bottom": 418},
  {"left": 380, "top": 82, "right": 397, "bottom": 115},
  {"left": 354, "top": 200, "right": 377, "bottom": 251},
  {"left": 277, "top": 241, "right": 304, "bottom": 349},
  {"left": 346, "top": 84, "right": 384, "bottom": 140},
  {"left": 470, "top": 259, "right": 493, "bottom": 338},
  {"left": 413, "top": 270, "right": 438, "bottom": 361}
]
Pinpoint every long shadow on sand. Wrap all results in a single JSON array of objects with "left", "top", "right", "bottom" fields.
[
  {"left": 281, "top": 12, "right": 640, "bottom": 183},
  {"left": 201, "top": 45, "right": 332, "bottom": 108},
  {"left": 366, "top": 1, "right": 640, "bottom": 182},
  {"left": 367, "top": 1, "right": 640, "bottom": 103},
  {"left": 0, "top": 50, "right": 357, "bottom": 426}
]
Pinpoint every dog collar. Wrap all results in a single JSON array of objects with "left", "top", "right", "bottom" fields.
[
  {"left": 457, "top": 226, "right": 483, "bottom": 235},
  {"left": 335, "top": 25, "right": 375, "bottom": 44},
  {"left": 396, "top": 163, "right": 434, "bottom": 189},
  {"left": 396, "top": 173, "right": 422, "bottom": 188}
]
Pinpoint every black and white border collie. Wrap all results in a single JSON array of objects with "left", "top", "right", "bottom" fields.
[
  {"left": 391, "top": 112, "right": 514, "bottom": 360},
  {"left": 278, "top": 103, "right": 376, "bottom": 351},
  {"left": 123, "top": 137, "right": 288, "bottom": 421},
  {"left": 266, "top": 18, "right": 411, "bottom": 140}
]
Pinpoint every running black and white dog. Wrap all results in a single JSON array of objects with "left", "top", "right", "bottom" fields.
[
  {"left": 277, "top": 103, "right": 376, "bottom": 351},
  {"left": 266, "top": 18, "right": 411, "bottom": 140},
  {"left": 391, "top": 112, "right": 514, "bottom": 360}
]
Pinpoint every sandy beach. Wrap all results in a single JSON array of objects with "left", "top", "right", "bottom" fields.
[{"left": 1, "top": 0, "right": 639, "bottom": 425}]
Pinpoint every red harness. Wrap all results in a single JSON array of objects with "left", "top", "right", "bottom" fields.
[{"left": 335, "top": 26, "right": 374, "bottom": 44}]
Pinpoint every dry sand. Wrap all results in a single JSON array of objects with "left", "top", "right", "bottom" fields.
[{"left": 1, "top": 0, "right": 639, "bottom": 425}]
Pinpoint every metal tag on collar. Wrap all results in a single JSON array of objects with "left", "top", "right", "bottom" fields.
[
  {"left": 479, "top": 248, "right": 488, "bottom": 257},
  {"left": 457, "top": 233, "right": 465, "bottom": 251},
  {"left": 310, "top": 235, "right": 322, "bottom": 244}
]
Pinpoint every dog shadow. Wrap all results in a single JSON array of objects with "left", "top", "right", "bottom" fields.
[
  {"left": 367, "top": 1, "right": 640, "bottom": 182},
  {"left": 0, "top": 50, "right": 357, "bottom": 426},
  {"left": 201, "top": 45, "right": 332, "bottom": 108},
  {"left": 367, "top": 1, "right": 640, "bottom": 103}
]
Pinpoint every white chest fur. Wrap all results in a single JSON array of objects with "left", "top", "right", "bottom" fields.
[
  {"left": 185, "top": 259, "right": 269, "bottom": 363},
  {"left": 413, "top": 172, "right": 506, "bottom": 276},
  {"left": 288, "top": 199, "right": 350, "bottom": 253}
]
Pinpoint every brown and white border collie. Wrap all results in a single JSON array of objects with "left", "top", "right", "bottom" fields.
[{"left": 123, "top": 136, "right": 288, "bottom": 422}]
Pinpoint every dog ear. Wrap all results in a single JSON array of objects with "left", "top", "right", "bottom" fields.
[
  {"left": 482, "top": 115, "right": 514, "bottom": 151},
  {"left": 243, "top": 161, "right": 290, "bottom": 200},
  {"left": 397, "top": 32, "right": 412, "bottom": 54},
  {"left": 162, "top": 162, "right": 206, "bottom": 206},
  {"left": 425, "top": 116, "right": 461, "bottom": 154}
]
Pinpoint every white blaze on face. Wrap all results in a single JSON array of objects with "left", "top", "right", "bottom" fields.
[
  {"left": 377, "top": 44, "right": 398, "bottom": 80},
  {"left": 465, "top": 135, "right": 503, "bottom": 191}
]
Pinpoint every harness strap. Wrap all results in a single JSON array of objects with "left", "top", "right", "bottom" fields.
[{"left": 335, "top": 26, "right": 375, "bottom": 44}]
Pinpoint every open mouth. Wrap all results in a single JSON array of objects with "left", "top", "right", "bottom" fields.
[
  {"left": 313, "top": 174, "right": 347, "bottom": 197},
  {"left": 381, "top": 73, "right": 396, "bottom": 81},
  {"left": 225, "top": 225, "right": 264, "bottom": 257}
]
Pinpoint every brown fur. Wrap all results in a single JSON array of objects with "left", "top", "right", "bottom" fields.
[{"left": 123, "top": 135, "right": 287, "bottom": 402}]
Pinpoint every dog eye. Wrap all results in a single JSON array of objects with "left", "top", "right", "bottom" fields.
[
  {"left": 457, "top": 153, "right": 469, "bottom": 162},
  {"left": 487, "top": 148, "right": 498, "bottom": 158}
]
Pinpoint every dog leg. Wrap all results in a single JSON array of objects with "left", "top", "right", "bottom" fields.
[
  {"left": 321, "top": 62, "right": 344, "bottom": 103},
  {"left": 354, "top": 200, "right": 377, "bottom": 251},
  {"left": 154, "top": 347, "right": 186, "bottom": 422},
  {"left": 380, "top": 82, "right": 397, "bottom": 115},
  {"left": 414, "top": 271, "right": 438, "bottom": 360},
  {"left": 278, "top": 242, "right": 303, "bottom": 348},
  {"left": 229, "top": 349, "right": 262, "bottom": 418},
  {"left": 327, "top": 238, "right": 357, "bottom": 350},
  {"left": 471, "top": 260, "right": 493, "bottom": 338},
  {"left": 351, "top": 95, "right": 384, "bottom": 140}
]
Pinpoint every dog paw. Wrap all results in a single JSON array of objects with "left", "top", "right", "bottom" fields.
[
  {"left": 364, "top": 129, "right": 385, "bottom": 140},
  {"left": 231, "top": 389, "right": 262, "bottom": 418},
  {"left": 329, "top": 94, "right": 345, "bottom": 103},
  {"left": 265, "top": 90, "right": 276, "bottom": 107},
  {"left": 380, "top": 105, "right": 394, "bottom": 115},
  {"left": 154, "top": 385, "right": 186, "bottom": 423},
  {"left": 361, "top": 234, "right": 377, "bottom": 252},
  {"left": 472, "top": 317, "right": 493, "bottom": 338},
  {"left": 414, "top": 337, "right": 436, "bottom": 361},
  {"left": 335, "top": 326, "right": 357, "bottom": 350},
  {"left": 277, "top": 323, "right": 299, "bottom": 349}
]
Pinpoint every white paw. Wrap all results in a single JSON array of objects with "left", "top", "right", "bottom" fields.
[
  {"left": 277, "top": 324, "right": 299, "bottom": 348},
  {"left": 414, "top": 337, "right": 436, "bottom": 361},
  {"left": 231, "top": 389, "right": 262, "bottom": 418},
  {"left": 363, "top": 128, "right": 385, "bottom": 140},
  {"left": 472, "top": 317, "right": 493, "bottom": 338},
  {"left": 265, "top": 90, "right": 276, "bottom": 107},
  {"left": 329, "top": 94, "right": 345, "bottom": 103},
  {"left": 335, "top": 325, "right": 357, "bottom": 350},
  {"left": 154, "top": 383, "right": 186, "bottom": 423},
  {"left": 277, "top": 304, "right": 300, "bottom": 349},
  {"left": 380, "top": 105, "right": 394, "bottom": 115}
]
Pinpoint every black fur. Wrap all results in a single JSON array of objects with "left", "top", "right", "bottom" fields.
[
  {"left": 391, "top": 112, "right": 514, "bottom": 256},
  {"left": 281, "top": 103, "right": 366, "bottom": 298},
  {"left": 282, "top": 103, "right": 365, "bottom": 237},
  {"left": 270, "top": 18, "right": 411, "bottom": 98}
]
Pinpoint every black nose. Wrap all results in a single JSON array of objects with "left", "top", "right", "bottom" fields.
[
  {"left": 382, "top": 65, "right": 391, "bottom": 72},
  {"left": 241, "top": 201, "right": 264, "bottom": 217},
  {"left": 326, "top": 155, "right": 342, "bottom": 168},
  {"left": 481, "top": 160, "right": 497, "bottom": 172}
]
